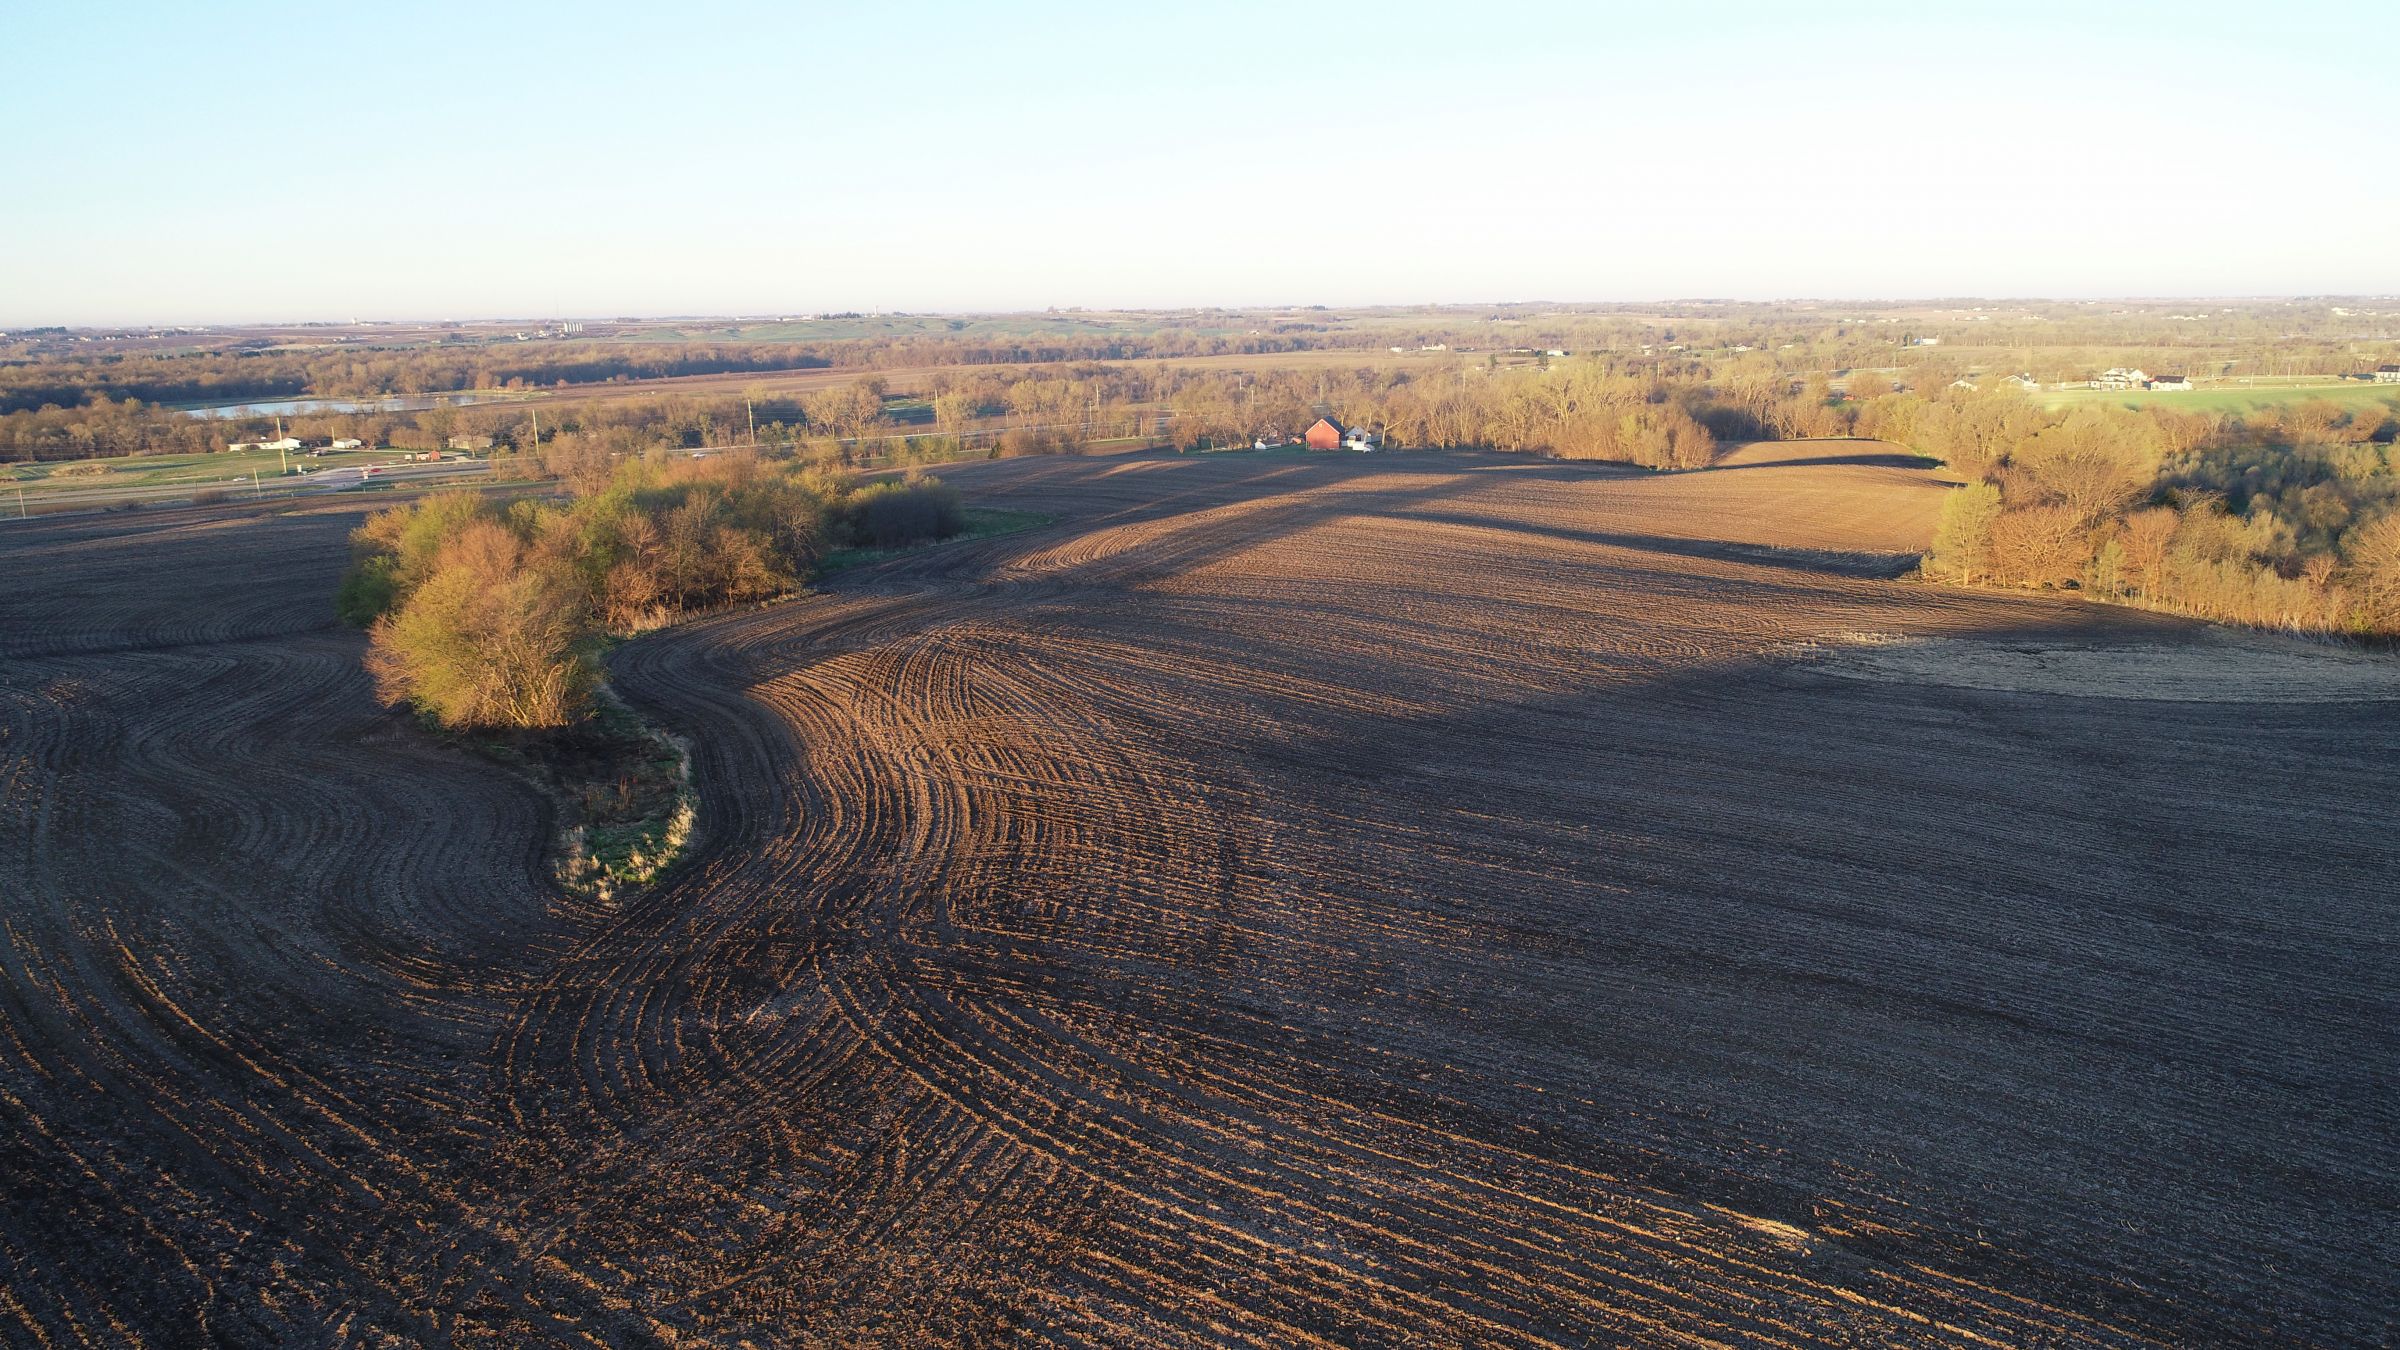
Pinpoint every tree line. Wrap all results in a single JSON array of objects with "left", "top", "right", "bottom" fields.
[
  {"left": 1905, "top": 388, "right": 2400, "bottom": 634},
  {"left": 0, "top": 329, "right": 1329, "bottom": 419},
  {"left": 342, "top": 453, "right": 965, "bottom": 730}
]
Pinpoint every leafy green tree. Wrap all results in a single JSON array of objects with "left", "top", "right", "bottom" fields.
[
  {"left": 365, "top": 522, "right": 596, "bottom": 730},
  {"left": 1926, "top": 482, "right": 2004, "bottom": 584}
]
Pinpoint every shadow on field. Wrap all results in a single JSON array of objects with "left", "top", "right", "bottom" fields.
[
  {"left": 605, "top": 449, "right": 2398, "bottom": 1346},
  {"left": 846, "top": 452, "right": 1525, "bottom": 593},
  {"left": 1215, "top": 624, "right": 2400, "bottom": 1346},
  {"left": 1397, "top": 508, "right": 1922, "bottom": 578},
  {"left": 1707, "top": 451, "right": 1941, "bottom": 472}
]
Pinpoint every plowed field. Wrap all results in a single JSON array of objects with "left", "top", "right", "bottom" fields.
[{"left": 3, "top": 443, "right": 2395, "bottom": 1346}]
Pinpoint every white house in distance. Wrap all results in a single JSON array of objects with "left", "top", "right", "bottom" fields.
[
  {"left": 330, "top": 438, "right": 364, "bottom": 450},
  {"left": 262, "top": 437, "right": 302, "bottom": 452},
  {"left": 2091, "top": 367, "right": 2150, "bottom": 390},
  {"left": 2004, "top": 373, "right": 2041, "bottom": 392},
  {"left": 2376, "top": 364, "right": 2400, "bottom": 384},
  {"left": 2147, "top": 374, "right": 2193, "bottom": 392},
  {"left": 1343, "top": 425, "right": 1381, "bottom": 452}
]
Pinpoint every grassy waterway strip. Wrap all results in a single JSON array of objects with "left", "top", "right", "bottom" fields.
[
  {"left": 436, "top": 688, "right": 694, "bottom": 904},
  {"left": 817, "top": 505, "right": 1055, "bottom": 573}
]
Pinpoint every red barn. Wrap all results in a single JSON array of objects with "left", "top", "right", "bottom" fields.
[{"left": 1302, "top": 416, "right": 1346, "bottom": 451}]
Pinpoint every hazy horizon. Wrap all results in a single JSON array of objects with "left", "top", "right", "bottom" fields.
[
  {"left": 5, "top": 0, "right": 2396, "bottom": 326},
  {"left": 13, "top": 291, "right": 2400, "bottom": 332}
]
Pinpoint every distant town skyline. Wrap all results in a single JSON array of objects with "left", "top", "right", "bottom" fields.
[{"left": 5, "top": 0, "right": 2394, "bottom": 326}]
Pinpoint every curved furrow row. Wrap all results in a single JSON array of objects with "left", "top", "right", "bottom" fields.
[{"left": 7, "top": 448, "right": 2392, "bottom": 1345}]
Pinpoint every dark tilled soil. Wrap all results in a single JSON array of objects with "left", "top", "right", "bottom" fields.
[{"left": 1, "top": 446, "right": 2394, "bottom": 1346}]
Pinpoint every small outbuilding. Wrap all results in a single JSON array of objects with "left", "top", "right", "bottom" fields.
[
  {"left": 2376, "top": 365, "right": 2400, "bottom": 384},
  {"left": 2147, "top": 375, "right": 2192, "bottom": 392},
  {"left": 1302, "top": 417, "right": 1346, "bottom": 451}
]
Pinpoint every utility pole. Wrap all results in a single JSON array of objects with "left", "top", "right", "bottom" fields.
[
  {"left": 746, "top": 397, "right": 756, "bottom": 447},
  {"left": 531, "top": 408, "right": 540, "bottom": 458},
  {"left": 252, "top": 470, "right": 262, "bottom": 499}
]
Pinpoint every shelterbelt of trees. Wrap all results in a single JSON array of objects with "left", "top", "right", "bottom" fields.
[
  {"left": 341, "top": 454, "right": 964, "bottom": 730},
  {"left": 1898, "top": 391, "right": 2400, "bottom": 635}
]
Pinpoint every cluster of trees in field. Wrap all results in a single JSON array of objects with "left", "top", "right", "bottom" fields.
[
  {"left": 342, "top": 455, "right": 965, "bottom": 729},
  {"left": 1907, "top": 388, "right": 2400, "bottom": 634}
]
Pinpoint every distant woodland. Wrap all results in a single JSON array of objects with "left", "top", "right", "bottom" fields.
[{"left": 13, "top": 299, "right": 2400, "bottom": 635}]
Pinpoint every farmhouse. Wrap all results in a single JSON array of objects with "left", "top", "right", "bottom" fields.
[
  {"left": 262, "top": 437, "right": 302, "bottom": 452},
  {"left": 330, "top": 438, "right": 364, "bottom": 450},
  {"left": 446, "top": 434, "right": 494, "bottom": 451},
  {"left": 1302, "top": 417, "right": 1346, "bottom": 451},
  {"left": 2147, "top": 374, "right": 2192, "bottom": 392},
  {"left": 2377, "top": 365, "right": 2400, "bottom": 384},
  {"left": 2091, "top": 367, "right": 2150, "bottom": 390},
  {"left": 2004, "top": 373, "right": 2041, "bottom": 392},
  {"left": 1343, "top": 425, "right": 1381, "bottom": 452}
]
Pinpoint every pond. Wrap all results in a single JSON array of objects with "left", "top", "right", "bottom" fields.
[{"left": 180, "top": 392, "right": 529, "bottom": 419}]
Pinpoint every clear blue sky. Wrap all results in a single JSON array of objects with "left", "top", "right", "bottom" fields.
[{"left": 3, "top": 0, "right": 2392, "bottom": 324}]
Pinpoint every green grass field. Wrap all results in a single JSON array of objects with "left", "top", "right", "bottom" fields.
[
  {"left": 4, "top": 447, "right": 390, "bottom": 494},
  {"left": 2041, "top": 381, "right": 2400, "bottom": 415},
  {"left": 818, "top": 507, "right": 1054, "bottom": 574}
]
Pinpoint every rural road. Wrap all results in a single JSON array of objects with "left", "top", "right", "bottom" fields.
[{"left": 2, "top": 443, "right": 2394, "bottom": 1345}]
